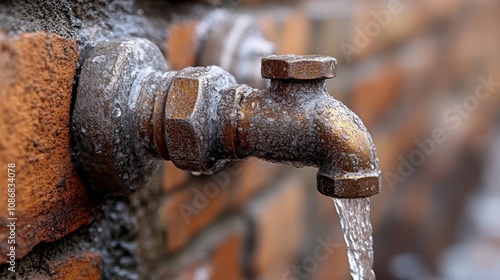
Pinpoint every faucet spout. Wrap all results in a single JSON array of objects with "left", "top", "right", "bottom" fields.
[{"left": 217, "top": 59, "right": 381, "bottom": 198}]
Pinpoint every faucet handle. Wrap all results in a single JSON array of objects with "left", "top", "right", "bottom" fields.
[{"left": 261, "top": 54, "right": 337, "bottom": 81}]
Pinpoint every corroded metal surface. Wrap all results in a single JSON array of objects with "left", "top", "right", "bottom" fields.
[
  {"left": 164, "top": 66, "right": 236, "bottom": 171},
  {"left": 72, "top": 38, "right": 169, "bottom": 194},
  {"left": 73, "top": 38, "right": 237, "bottom": 194},
  {"left": 261, "top": 55, "right": 337, "bottom": 80},
  {"left": 73, "top": 38, "right": 380, "bottom": 198},
  {"left": 218, "top": 55, "right": 380, "bottom": 197},
  {"left": 218, "top": 82, "right": 380, "bottom": 198}
]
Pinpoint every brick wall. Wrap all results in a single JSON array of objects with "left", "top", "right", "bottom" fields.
[{"left": 0, "top": 0, "right": 499, "bottom": 279}]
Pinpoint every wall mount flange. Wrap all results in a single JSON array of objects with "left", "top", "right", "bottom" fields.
[{"left": 72, "top": 38, "right": 169, "bottom": 194}]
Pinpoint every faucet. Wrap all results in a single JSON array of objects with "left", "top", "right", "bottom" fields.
[{"left": 72, "top": 38, "right": 381, "bottom": 198}]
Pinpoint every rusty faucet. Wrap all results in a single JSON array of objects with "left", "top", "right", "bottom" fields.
[{"left": 72, "top": 38, "right": 381, "bottom": 198}]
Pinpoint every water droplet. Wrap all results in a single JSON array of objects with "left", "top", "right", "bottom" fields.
[
  {"left": 92, "top": 55, "right": 106, "bottom": 64},
  {"left": 112, "top": 107, "right": 122, "bottom": 118},
  {"left": 94, "top": 143, "right": 101, "bottom": 154},
  {"left": 191, "top": 171, "right": 202, "bottom": 176},
  {"left": 123, "top": 173, "right": 129, "bottom": 180},
  {"left": 81, "top": 126, "right": 87, "bottom": 133}
]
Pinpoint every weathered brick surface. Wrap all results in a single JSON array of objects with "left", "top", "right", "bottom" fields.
[
  {"left": 350, "top": 60, "right": 404, "bottom": 128},
  {"left": 277, "top": 9, "right": 310, "bottom": 55},
  {"left": 249, "top": 176, "right": 306, "bottom": 277},
  {"left": 209, "top": 233, "right": 245, "bottom": 280},
  {"left": 161, "top": 177, "right": 232, "bottom": 252},
  {"left": 166, "top": 21, "right": 199, "bottom": 70},
  {"left": 163, "top": 161, "right": 190, "bottom": 193},
  {"left": 163, "top": 228, "right": 245, "bottom": 280},
  {"left": 351, "top": 1, "right": 428, "bottom": 60},
  {"left": 35, "top": 251, "right": 101, "bottom": 279},
  {"left": 161, "top": 160, "right": 280, "bottom": 254},
  {"left": 229, "top": 158, "right": 280, "bottom": 207},
  {"left": 374, "top": 113, "right": 428, "bottom": 173},
  {"left": 0, "top": 32, "right": 95, "bottom": 263},
  {"left": 314, "top": 241, "right": 350, "bottom": 280}
]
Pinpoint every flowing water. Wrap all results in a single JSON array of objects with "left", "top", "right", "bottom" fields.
[{"left": 333, "top": 197, "right": 375, "bottom": 280}]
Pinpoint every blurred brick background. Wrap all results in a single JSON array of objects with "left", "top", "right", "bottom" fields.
[{"left": 0, "top": 0, "right": 499, "bottom": 279}]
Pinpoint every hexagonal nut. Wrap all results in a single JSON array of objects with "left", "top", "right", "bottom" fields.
[
  {"left": 164, "top": 66, "right": 236, "bottom": 170},
  {"left": 261, "top": 54, "right": 337, "bottom": 80},
  {"left": 164, "top": 75, "right": 201, "bottom": 162}
]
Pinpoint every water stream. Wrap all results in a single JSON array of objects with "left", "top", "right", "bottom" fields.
[{"left": 333, "top": 197, "right": 375, "bottom": 280}]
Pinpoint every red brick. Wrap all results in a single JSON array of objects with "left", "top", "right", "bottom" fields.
[
  {"left": 250, "top": 176, "right": 306, "bottom": 276},
  {"left": 446, "top": 3, "right": 500, "bottom": 82},
  {"left": 367, "top": 117, "right": 427, "bottom": 225},
  {"left": 169, "top": 260, "right": 209, "bottom": 280},
  {"left": 258, "top": 263, "right": 292, "bottom": 280},
  {"left": 373, "top": 112, "right": 428, "bottom": 175},
  {"left": 160, "top": 179, "right": 231, "bottom": 253},
  {"left": 278, "top": 9, "right": 311, "bottom": 55},
  {"left": 230, "top": 158, "right": 280, "bottom": 207},
  {"left": 166, "top": 21, "right": 199, "bottom": 70},
  {"left": 44, "top": 251, "right": 101, "bottom": 280},
  {"left": 0, "top": 32, "right": 96, "bottom": 263},
  {"left": 164, "top": 232, "right": 245, "bottom": 280},
  {"left": 313, "top": 189, "right": 340, "bottom": 229},
  {"left": 351, "top": 60, "right": 404, "bottom": 128},
  {"left": 349, "top": 1, "right": 428, "bottom": 60},
  {"left": 210, "top": 234, "right": 245, "bottom": 280},
  {"left": 379, "top": 1, "right": 428, "bottom": 47},
  {"left": 314, "top": 241, "right": 350, "bottom": 280},
  {"left": 163, "top": 161, "right": 190, "bottom": 193}
]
